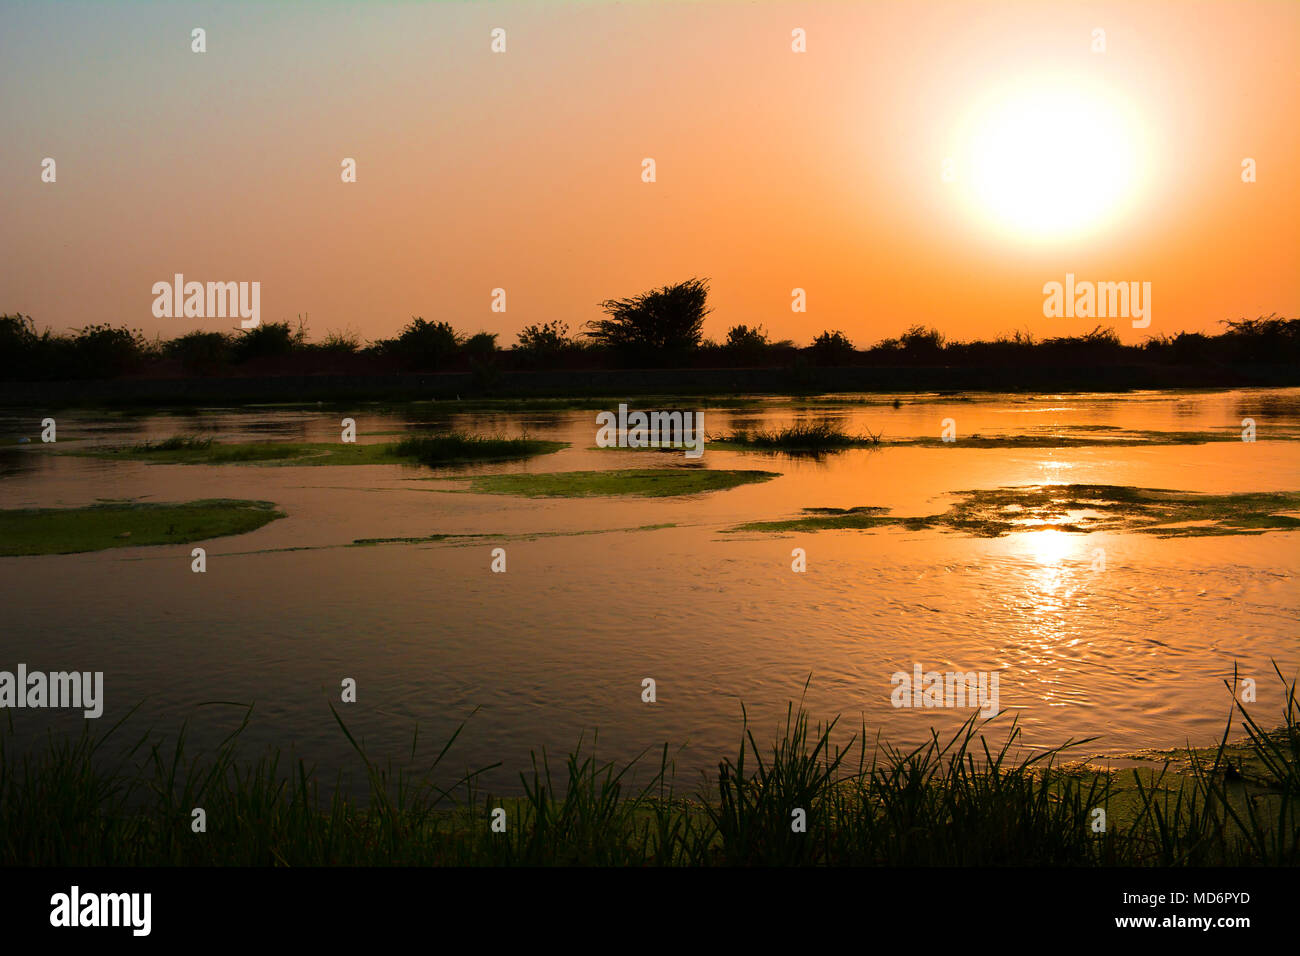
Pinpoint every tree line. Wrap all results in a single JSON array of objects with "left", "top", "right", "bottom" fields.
[{"left": 2, "top": 278, "right": 1296, "bottom": 380}]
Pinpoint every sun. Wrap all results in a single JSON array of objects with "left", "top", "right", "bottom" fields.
[{"left": 958, "top": 77, "right": 1147, "bottom": 241}]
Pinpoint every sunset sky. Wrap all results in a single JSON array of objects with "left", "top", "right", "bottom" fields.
[{"left": 1, "top": 0, "right": 1297, "bottom": 347}]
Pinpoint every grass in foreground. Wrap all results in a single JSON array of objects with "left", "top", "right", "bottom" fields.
[
  {"left": 450, "top": 468, "right": 779, "bottom": 498},
  {"left": 1, "top": 669, "right": 1294, "bottom": 866},
  {"left": 62, "top": 433, "right": 564, "bottom": 467},
  {"left": 0, "top": 499, "right": 283, "bottom": 556},
  {"left": 730, "top": 484, "right": 1300, "bottom": 538}
]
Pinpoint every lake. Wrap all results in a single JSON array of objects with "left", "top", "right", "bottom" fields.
[{"left": 2, "top": 387, "right": 1297, "bottom": 796}]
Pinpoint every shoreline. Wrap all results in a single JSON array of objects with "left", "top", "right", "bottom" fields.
[{"left": 2, "top": 362, "right": 1298, "bottom": 408}]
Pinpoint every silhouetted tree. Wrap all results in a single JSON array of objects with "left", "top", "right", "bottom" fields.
[
  {"left": 515, "top": 320, "right": 572, "bottom": 355},
  {"left": 231, "top": 320, "right": 302, "bottom": 362},
  {"left": 585, "top": 278, "right": 711, "bottom": 353},
  {"left": 462, "top": 331, "right": 499, "bottom": 358},
  {"left": 899, "top": 325, "right": 946, "bottom": 353},
  {"left": 381, "top": 317, "right": 462, "bottom": 370},
  {"left": 69, "top": 323, "right": 151, "bottom": 376},
  {"left": 725, "top": 323, "right": 769, "bottom": 350},
  {"left": 811, "top": 329, "right": 854, "bottom": 365},
  {"left": 1220, "top": 314, "right": 1300, "bottom": 361},
  {"left": 0, "top": 314, "right": 46, "bottom": 378},
  {"left": 165, "top": 330, "right": 232, "bottom": 373}
]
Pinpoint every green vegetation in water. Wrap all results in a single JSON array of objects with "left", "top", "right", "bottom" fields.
[
  {"left": 0, "top": 499, "right": 283, "bottom": 556},
  {"left": 163, "top": 523, "right": 677, "bottom": 558},
  {"left": 730, "top": 484, "right": 1300, "bottom": 538},
  {"left": 349, "top": 523, "right": 675, "bottom": 548},
  {"left": 449, "top": 468, "right": 778, "bottom": 498},
  {"left": 735, "top": 505, "right": 903, "bottom": 532},
  {"left": 2, "top": 670, "right": 1294, "bottom": 866},
  {"left": 889, "top": 427, "right": 1296, "bottom": 448},
  {"left": 947, "top": 484, "right": 1300, "bottom": 537},
  {"left": 343, "top": 395, "right": 774, "bottom": 414},
  {"left": 393, "top": 433, "right": 563, "bottom": 465},
  {"left": 707, "top": 421, "right": 882, "bottom": 455},
  {"left": 593, "top": 423, "right": 1290, "bottom": 454},
  {"left": 61, "top": 433, "right": 565, "bottom": 466},
  {"left": 136, "top": 435, "right": 214, "bottom": 452}
]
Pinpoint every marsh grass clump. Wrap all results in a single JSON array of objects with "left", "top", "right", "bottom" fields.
[
  {"left": 711, "top": 421, "right": 881, "bottom": 454},
  {"left": 895, "top": 427, "right": 1275, "bottom": 448},
  {"left": 65, "top": 434, "right": 564, "bottom": 467},
  {"left": 731, "top": 484, "right": 1300, "bottom": 538},
  {"left": 95, "top": 438, "right": 317, "bottom": 464},
  {"left": 945, "top": 484, "right": 1300, "bottom": 537},
  {"left": 457, "top": 468, "right": 778, "bottom": 498},
  {"left": 393, "top": 432, "right": 563, "bottom": 466},
  {"left": 2, "top": 670, "right": 1295, "bottom": 866},
  {"left": 132, "top": 435, "right": 213, "bottom": 453}
]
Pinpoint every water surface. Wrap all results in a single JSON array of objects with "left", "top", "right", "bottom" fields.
[{"left": 1, "top": 388, "right": 1296, "bottom": 794}]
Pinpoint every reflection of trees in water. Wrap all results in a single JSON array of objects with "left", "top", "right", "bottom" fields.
[
  {"left": 1235, "top": 396, "right": 1300, "bottom": 421},
  {"left": 0, "top": 448, "right": 43, "bottom": 479}
]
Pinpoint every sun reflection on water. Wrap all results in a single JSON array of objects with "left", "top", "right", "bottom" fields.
[{"left": 1024, "top": 528, "right": 1077, "bottom": 566}]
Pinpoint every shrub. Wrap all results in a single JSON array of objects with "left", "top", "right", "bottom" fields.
[
  {"left": 1042, "top": 325, "right": 1122, "bottom": 353},
  {"left": 462, "top": 331, "right": 499, "bottom": 358},
  {"left": 1219, "top": 314, "right": 1300, "bottom": 362},
  {"left": 899, "top": 325, "right": 946, "bottom": 353},
  {"left": 810, "top": 329, "right": 855, "bottom": 365},
  {"left": 382, "top": 317, "right": 462, "bottom": 370},
  {"left": 317, "top": 329, "right": 363, "bottom": 353},
  {"left": 0, "top": 313, "right": 38, "bottom": 352},
  {"left": 994, "top": 329, "right": 1036, "bottom": 347},
  {"left": 725, "top": 323, "right": 770, "bottom": 350},
  {"left": 165, "top": 331, "right": 232, "bottom": 373},
  {"left": 0, "top": 314, "right": 40, "bottom": 376},
  {"left": 231, "top": 321, "right": 303, "bottom": 362},
  {"left": 584, "top": 278, "right": 710, "bottom": 354},
  {"left": 69, "top": 323, "right": 150, "bottom": 377},
  {"left": 515, "top": 320, "right": 572, "bottom": 355}
]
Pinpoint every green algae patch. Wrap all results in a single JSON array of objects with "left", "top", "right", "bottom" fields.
[
  {"left": 947, "top": 485, "right": 1300, "bottom": 537},
  {"left": 730, "top": 484, "right": 1300, "bottom": 538},
  {"left": 0, "top": 499, "right": 283, "bottom": 556},
  {"left": 454, "top": 468, "right": 778, "bottom": 498},
  {"left": 1103, "top": 735, "right": 1295, "bottom": 784},
  {"left": 350, "top": 532, "right": 484, "bottom": 547},
  {"left": 188, "top": 523, "right": 678, "bottom": 558},
  {"left": 699, "top": 425, "right": 1291, "bottom": 455},
  {"left": 65, "top": 436, "right": 354, "bottom": 465},
  {"left": 349, "top": 523, "right": 676, "bottom": 548},
  {"left": 730, "top": 505, "right": 909, "bottom": 533},
  {"left": 62, "top": 434, "right": 565, "bottom": 467},
  {"left": 1063, "top": 717, "right": 1300, "bottom": 832},
  {"left": 890, "top": 427, "right": 1296, "bottom": 449}
]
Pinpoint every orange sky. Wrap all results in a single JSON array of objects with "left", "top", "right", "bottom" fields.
[{"left": 1, "top": 0, "right": 1296, "bottom": 347}]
